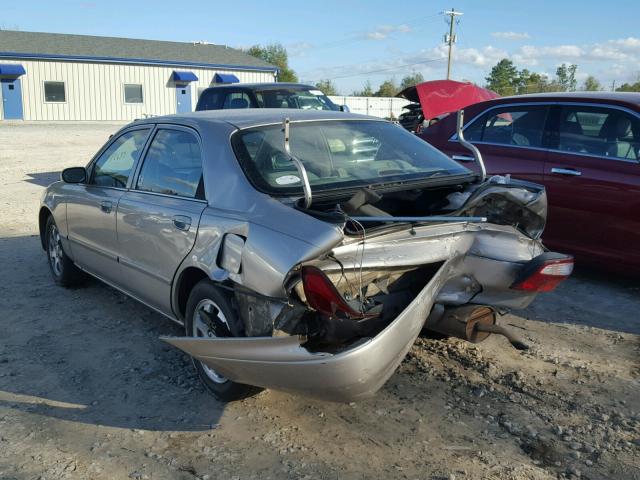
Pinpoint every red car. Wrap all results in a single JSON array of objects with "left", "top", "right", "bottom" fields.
[{"left": 420, "top": 92, "right": 640, "bottom": 274}]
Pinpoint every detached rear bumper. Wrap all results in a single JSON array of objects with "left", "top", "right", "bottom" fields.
[{"left": 161, "top": 259, "right": 454, "bottom": 402}]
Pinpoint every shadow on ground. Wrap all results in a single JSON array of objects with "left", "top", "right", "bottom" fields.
[
  {"left": 0, "top": 235, "right": 227, "bottom": 432},
  {"left": 24, "top": 171, "right": 61, "bottom": 187}
]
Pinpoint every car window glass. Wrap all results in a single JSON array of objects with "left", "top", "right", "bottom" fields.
[
  {"left": 467, "top": 106, "right": 548, "bottom": 147},
  {"left": 136, "top": 129, "right": 203, "bottom": 199},
  {"left": 197, "top": 90, "right": 224, "bottom": 110},
  {"left": 91, "top": 129, "right": 150, "bottom": 188},
  {"left": 222, "top": 92, "right": 251, "bottom": 109},
  {"left": 233, "top": 120, "right": 470, "bottom": 194},
  {"left": 558, "top": 106, "right": 640, "bottom": 161}
]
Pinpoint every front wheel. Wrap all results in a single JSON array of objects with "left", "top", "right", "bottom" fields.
[
  {"left": 45, "top": 216, "right": 84, "bottom": 287},
  {"left": 184, "top": 280, "right": 263, "bottom": 402}
]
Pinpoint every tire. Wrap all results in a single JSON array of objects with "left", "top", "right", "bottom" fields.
[
  {"left": 185, "top": 280, "right": 263, "bottom": 402},
  {"left": 45, "top": 215, "right": 84, "bottom": 287}
]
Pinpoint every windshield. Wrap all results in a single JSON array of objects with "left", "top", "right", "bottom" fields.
[
  {"left": 255, "top": 88, "right": 339, "bottom": 111},
  {"left": 232, "top": 120, "right": 471, "bottom": 195}
]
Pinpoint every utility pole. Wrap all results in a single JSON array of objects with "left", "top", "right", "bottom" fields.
[{"left": 443, "top": 8, "right": 463, "bottom": 80}]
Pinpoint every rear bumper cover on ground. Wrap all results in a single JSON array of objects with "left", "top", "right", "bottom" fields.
[{"left": 161, "top": 259, "right": 454, "bottom": 402}]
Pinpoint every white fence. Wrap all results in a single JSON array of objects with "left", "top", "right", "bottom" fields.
[{"left": 328, "top": 96, "right": 411, "bottom": 119}]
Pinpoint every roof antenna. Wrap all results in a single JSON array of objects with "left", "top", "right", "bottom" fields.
[
  {"left": 457, "top": 109, "right": 486, "bottom": 182},
  {"left": 283, "top": 117, "right": 312, "bottom": 208}
]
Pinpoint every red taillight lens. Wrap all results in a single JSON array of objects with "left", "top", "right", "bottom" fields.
[
  {"left": 301, "top": 266, "right": 369, "bottom": 319},
  {"left": 511, "top": 255, "right": 574, "bottom": 292}
]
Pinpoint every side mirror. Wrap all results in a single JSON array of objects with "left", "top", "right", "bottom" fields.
[
  {"left": 61, "top": 167, "right": 87, "bottom": 184},
  {"left": 340, "top": 105, "right": 350, "bottom": 113}
]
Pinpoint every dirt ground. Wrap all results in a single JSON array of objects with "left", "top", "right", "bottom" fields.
[{"left": 0, "top": 122, "right": 638, "bottom": 480}]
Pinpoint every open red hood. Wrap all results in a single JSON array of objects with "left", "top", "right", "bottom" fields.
[{"left": 397, "top": 80, "right": 499, "bottom": 119}]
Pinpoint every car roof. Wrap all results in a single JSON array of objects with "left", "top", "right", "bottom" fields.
[
  {"left": 201, "top": 82, "right": 318, "bottom": 91},
  {"left": 135, "top": 108, "right": 383, "bottom": 130},
  {"left": 470, "top": 91, "right": 640, "bottom": 111}
]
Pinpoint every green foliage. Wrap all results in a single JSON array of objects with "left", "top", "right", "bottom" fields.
[
  {"left": 353, "top": 80, "right": 374, "bottom": 97},
  {"left": 485, "top": 59, "right": 600, "bottom": 96},
  {"left": 517, "top": 69, "right": 551, "bottom": 94},
  {"left": 374, "top": 79, "right": 398, "bottom": 97},
  {"left": 245, "top": 44, "right": 298, "bottom": 82},
  {"left": 314, "top": 79, "right": 338, "bottom": 96},
  {"left": 485, "top": 59, "right": 519, "bottom": 95},
  {"left": 582, "top": 75, "right": 602, "bottom": 91},
  {"left": 399, "top": 73, "right": 425, "bottom": 91},
  {"left": 555, "top": 64, "right": 578, "bottom": 92},
  {"left": 616, "top": 81, "right": 640, "bottom": 92}
]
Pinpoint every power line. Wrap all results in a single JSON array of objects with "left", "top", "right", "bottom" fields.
[
  {"left": 322, "top": 56, "right": 446, "bottom": 81},
  {"left": 442, "top": 8, "right": 463, "bottom": 80},
  {"left": 291, "top": 13, "right": 443, "bottom": 53}
]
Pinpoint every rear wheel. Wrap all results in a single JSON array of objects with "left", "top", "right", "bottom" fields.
[
  {"left": 45, "top": 216, "right": 84, "bottom": 287},
  {"left": 185, "top": 280, "right": 263, "bottom": 402}
]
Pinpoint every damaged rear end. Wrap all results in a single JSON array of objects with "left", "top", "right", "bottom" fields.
[{"left": 162, "top": 113, "right": 573, "bottom": 402}]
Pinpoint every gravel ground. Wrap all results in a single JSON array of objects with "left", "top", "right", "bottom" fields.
[{"left": 0, "top": 122, "right": 639, "bottom": 480}]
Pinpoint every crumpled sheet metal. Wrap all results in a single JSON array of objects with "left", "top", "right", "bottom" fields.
[{"left": 162, "top": 258, "right": 455, "bottom": 402}]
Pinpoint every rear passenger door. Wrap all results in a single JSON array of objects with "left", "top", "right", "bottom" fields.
[
  {"left": 445, "top": 104, "right": 550, "bottom": 184},
  {"left": 542, "top": 105, "right": 640, "bottom": 266},
  {"left": 116, "top": 125, "right": 207, "bottom": 315}
]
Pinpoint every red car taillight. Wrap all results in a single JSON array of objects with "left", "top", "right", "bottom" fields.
[
  {"left": 301, "top": 266, "right": 372, "bottom": 319},
  {"left": 511, "top": 254, "right": 574, "bottom": 292}
]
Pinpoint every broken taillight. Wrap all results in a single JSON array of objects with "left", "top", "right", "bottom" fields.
[
  {"left": 301, "top": 266, "right": 371, "bottom": 319},
  {"left": 511, "top": 254, "right": 574, "bottom": 292}
]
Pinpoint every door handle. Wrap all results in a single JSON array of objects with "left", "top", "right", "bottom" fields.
[
  {"left": 551, "top": 167, "right": 582, "bottom": 176},
  {"left": 100, "top": 200, "right": 113, "bottom": 213},
  {"left": 172, "top": 215, "right": 192, "bottom": 231},
  {"left": 452, "top": 154, "right": 475, "bottom": 162}
]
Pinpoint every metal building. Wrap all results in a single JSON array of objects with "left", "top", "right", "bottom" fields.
[{"left": 0, "top": 30, "right": 277, "bottom": 121}]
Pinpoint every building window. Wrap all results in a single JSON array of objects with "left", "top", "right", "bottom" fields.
[
  {"left": 124, "top": 84, "right": 144, "bottom": 104},
  {"left": 44, "top": 81, "right": 66, "bottom": 103}
]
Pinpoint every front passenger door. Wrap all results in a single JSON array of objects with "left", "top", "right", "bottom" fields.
[
  {"left": 542, "top": 105, "right": 640, "bottom": 267},
  {"left": 66, "top": 127, "right": 151, "bottom": 285},
  {"left": 116, "top": 126, "right": 207, "bottom": 315}
]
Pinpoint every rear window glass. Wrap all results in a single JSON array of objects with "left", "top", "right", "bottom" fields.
[{"left": 232, "top": 120, "right": 470, "bottom": 195}]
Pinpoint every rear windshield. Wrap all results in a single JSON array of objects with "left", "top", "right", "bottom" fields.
[
  {"left": 232, "top": 120, "right": 470, "bottom": 195},
  {"left": 255, "top": 88, "right": 338, "bottom": 111}
]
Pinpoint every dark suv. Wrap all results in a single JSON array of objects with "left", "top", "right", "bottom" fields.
[{"left": 195, "top": 83, "right": 342, "bottom": 112}]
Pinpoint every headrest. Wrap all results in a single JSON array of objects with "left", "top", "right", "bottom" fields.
[{"left": 229, "top": 98, "right": 249, "bottom": 109}]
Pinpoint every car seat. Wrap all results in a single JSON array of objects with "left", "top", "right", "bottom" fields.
[{"left": 229, "top": 97, "right": 249, "bottom": 109}]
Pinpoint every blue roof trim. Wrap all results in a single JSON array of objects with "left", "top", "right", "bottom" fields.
[
  {"left": 0, "top": 52, "right": 279, "bottom": 73},
  {"left": 172, "top": 70, "right": 198, "bottom": 82},
  {"left": 0, "top": 63, "right": 26, "bottom": 76},
  {"left": 214, "top": 73, "right": 240, "bottom": 84}
]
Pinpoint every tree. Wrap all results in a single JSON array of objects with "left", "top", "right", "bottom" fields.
[
  {"left": 315, "top": 79, "right": 338, "bottom": 96},
  {"left": 353, "top": 80, "right": 373, "bottom": 96},
  {"left": 374, "top": 79, "right": 398, "bottom": 97},
  {"left": 582, "top": 75, "right": 602, "bottom": 91},
  {"left": 555, "top": 64, "right": 578, "bottom": 92},
  {"left": 517, "top": 69, "right": 551, "bottom": 94},
  {"left": 485, "top": 59, "right": 519, "bottom": 96},
  {"left": 616, "top": 81, "right": 640, "bottom": 92},
  {"left": 245, "top": 44, "right": 298, "bottom": 82},
  {"left": 399, "top": 72, "right": 425, "bottom": 91}
]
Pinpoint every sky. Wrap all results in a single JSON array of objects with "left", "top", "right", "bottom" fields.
[{"left": 2, "top": 0, "right": 639, "bottom": 94}]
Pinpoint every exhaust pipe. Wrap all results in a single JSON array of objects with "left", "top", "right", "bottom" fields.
[{"left": 424, "top": 304, "right": 529, "bottom": 350}]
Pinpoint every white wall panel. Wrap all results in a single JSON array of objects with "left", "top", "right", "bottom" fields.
[
  {"left": 0, "top": 58, "right": 275, "bottom": 121},
  {"left": 329, "top": 95, "right": 411, "bottom": 119}
]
